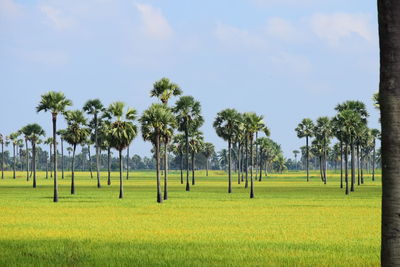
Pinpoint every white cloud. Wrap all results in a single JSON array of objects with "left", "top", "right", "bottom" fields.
[
  {"left": 310, "top": 13, "right": 374, "bottom": 45},
  {"left": 0, "top": 0, "right": 23, "bottom": 19},
  {"left": 40, "top": 5, "right": 76, "bottom": 30},
  {"left": 215, "top": 22, "right": 266, "bottom": 49},
  {"left": 135, "top": 3, "right": 173, "bottom": 40},
  {"left": 266, "top": 17, "right": 301, "bottom": 42}
]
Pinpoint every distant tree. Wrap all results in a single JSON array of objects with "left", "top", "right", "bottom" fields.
[
  {"left": 8, "top": 132, "right": 19, "bottom": 179},
  {"left": 57, "top": 129, "right": 67, "bottom": 179},
  {"left": 62, "top": 110, "right": 90, "bottom": 194},
  {"left": 36, "top": 91, "right": 72, "bottom": 202},
  {"left": 295, "top": 118, "right": 314, "bottom": 182},
  {"left": 0, "top": 134, "right": 4, "bottom": 179},
  {"left": 292, "top": 150, "right": 300, "bottom": 170},
  {"left": 189, "top": 130, "right": 204, "bottom": 185},
  {"left": 173, "top": 96, "right": 204, "bottom": 191},
  {"left": 21, "top": 124, "right": 45, "bottom": 188},
  {"left": 140, "top": 103, "right": 176, "bottom": 203},
  {"left": 150, "top": 77, "right": 182, "bottom": 105},
  {"left": 107, "top": 102, "right": 137, "bottom": 199},
  {"left": 244, "top": 112, "right": 264, "bottom": 198},
  {"left": 370, "top": 129, "right": 380, "bottom": 182},
  {"left": 83, "top": 99, "right": 104, "bottom": 188},
  {"left": 214, "top": 108, "right": 241, "bottom": 193},
  {"left": 202, "top": 142, "right": 215, "bottom": 177}
]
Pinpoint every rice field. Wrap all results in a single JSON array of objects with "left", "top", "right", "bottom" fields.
[{"left": 0, "top": 170, "right": 380, "bottom": 266}]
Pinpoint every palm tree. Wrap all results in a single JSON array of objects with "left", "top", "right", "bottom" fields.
[
  {"left": 20, "top": 126, "right": 32, "bottom": 181},
  {"left": 173, "top": 96, "right": 204, "bottom": 191},
  {"left": 57, "top": 129, "right": 67, "bottom": 179},
  {"left": 99, "top": 113, "right": 113, "bottom": 185},
  {"left": 107, "top": 102, "right": 137, "bottom": 199},
  {"left": 213, "top": 108, "right": 241, "bottom": 193},
  {"left": 171, "top": 134, "right": 185, "bottom": 183},
  {"left": 0, "top": 134, "right": 4, "bottom": 179},
  {"left": 244, "top": 112, "right": 263, "bottom": 198},
  {"left": 44, "top": 137, "right": 53, "bottom": 179},
  {"left": 150, "top": 77, "right": 182, "bottom": 105},
  {"left": 293, "top": 150, "right": 300, "bottom": 170},
  {"left": 140, "top": 103, "right": 176, "bottom": 203},
  {"left": 202, "top": 142, "right": 215, "bottom": 177},
  {"left": 189, "top": 130, "right": 204, "bottom": 186},
  {"left": 8, "top": 132, "right": 19, "bottom": 179},
  {"left": 378, "top": 1, "right": 400, "bottom": 263},
  {"left": 83, "top": 99, "right": 104, "bottom": 188},
  {"left": 313, "top": 117, "right": 332, "bottom": 184},
  {"left": 21, "top": 124, "right": 45, "bottom": 188},
  {"left": 37, "top": 91, "right": 72, "bottom": 202},
  {"left": 338, "top": 109, "right": 362, "bottom": 194},
  {"left": 66, "top": 147, "right": 73, "bottom": 168},
  {"left": 61, "top": 110, "right": 90, "bottom": 195},
  {"left": 295, "top": 118, "right": 314, "bottom": 182},
  {"left": 370, "top": 129, "right": 380, "bottom": 182}
]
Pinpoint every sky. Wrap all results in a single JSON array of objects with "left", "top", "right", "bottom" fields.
[{"left": 0, "top": 0, "right": 380, "bottom": 158}]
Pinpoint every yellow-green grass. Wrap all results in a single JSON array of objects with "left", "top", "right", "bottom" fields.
[{"left": 0, "top": 170, "right": 380, "bottom": 266}]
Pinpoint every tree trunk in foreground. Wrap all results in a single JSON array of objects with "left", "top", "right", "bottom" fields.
[
  {"left": 119, "top": 150, "right": 123, "bottom": 199},
  {"left": 164, "top": 141, "right": 168, "bottom": 200},
  {"left": 156, "top": 134, "right": 162, "bottom": 203},
  {"left": 379, "top": 0, "right": 400, "bottom": 265},
  {"left": 52, "top": 114, "right": 58, "bottom": 203},
  {"left": 71, "top": 144, "right": 76, "bottom": 195}
]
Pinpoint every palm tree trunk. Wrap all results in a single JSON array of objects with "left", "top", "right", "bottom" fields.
[
  {"left": 185, "top": 126, "right": 190, "bottom": 191},
  {"left": 255, "top": 132, "right": 259, "bottom": 179},
  {"left": 180, "top": 152, "right": 183, "bottom": 184},
  {"left": 61, "top": 139, "right": 64, "bottom": 179},
  {"left": 191, "top": 151, "right": 195, "bottom": 185},
  {"left": 52, "top": 114, "right": 58, "bottom": 202},
  {"left": 345, "top": 143, "right": 349, "bottom": 195},
  {"left": 250, "top": 137, "right": 254, "bottom": 198},
  {"left": 25, "top": 139, "right": 29, "bottom": 181},
  {"left": 46, "top": 152, "right": 48, "bottom": 179},
  {"left": 50, "top": 144, "right": 53, "bottom": 178},
  {"left": 71, "top": 144, "right": 76, "bottom": 195},
  {"left": 164, "top": 140, "right": 168, "bottom": 200},
  {"left": 32, "top": 142, "right": 37, "bottom": 188},
  {"left": 372, "top": 138, "right": 376, "bottom": 181},
  {"left": 13, "top": 144, "right": 16, "bottom": 179},
  {"left": 350, "top": 139, "right": 355, "bottom": 192},
  {"left": 119, "top": 150, "right": 123, "bottom": 199},
  {"left": 379, "top": 1, "right": 400, "bottom": 263},
  {"left": 361, "top": 152, "right": 364, "bottom": 184},
  {"left": 306, "top": 136, "right": 309, "bottom": 182},
  {"left": 340, "top": 140, "right": 343, "bottom": 188},
  {"left": 357, "top": 144, "right": 361, "bottom": 186},
  {"left": 107, "top": 147, "right": 111, "bottom": 186},
  {"left": 237, "top": 143, "right": 241, "bottom": 184},
  {"left": 156, "top": 134, "right": 162, "bottom": 203},
  {"left": 206, "top": 156, "right": 209, "bottom": 177},
  {"left": 95, "top": 114, "right": 101, "bottom": 188},
  {"left": 245, "top": 137, "right": 248, "bottom": 188},
  {"left": 88, "top": 144, "right": 93, "bottom": 179},
  {"left": 259, "top": 150, "right": 263, "bottom": 181},
  {"left": 1, "top": 143, "right": 3, "bottom": 179},
  {"left": 126, "top": 146, "right": 130, "bottom": 180},
  {"left": 228, "top": 139, "right": 232, "bottom": 193}
]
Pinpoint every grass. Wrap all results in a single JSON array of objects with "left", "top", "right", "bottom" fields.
[{"left": 0, "top": 170, "right": 380, "bottom": 266}]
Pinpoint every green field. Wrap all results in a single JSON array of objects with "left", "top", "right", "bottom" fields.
[{"left": 0, "top": 170, "right": 380, "bottom": 266}]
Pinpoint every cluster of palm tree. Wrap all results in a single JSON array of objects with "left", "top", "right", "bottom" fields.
[
  {"left": 0, "top": 78, "right": 216, "bottom": 204},
  {"left": 214, "top": 110, "right": 284, "bottom": 198},
  {"left": 295, "top": 100, "right": 380, "bottom": 195}
]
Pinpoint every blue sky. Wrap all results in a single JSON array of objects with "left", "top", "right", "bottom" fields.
[{"left": 0, "top": 0, "right": 380, "bottom": 158}]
